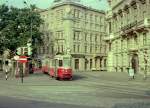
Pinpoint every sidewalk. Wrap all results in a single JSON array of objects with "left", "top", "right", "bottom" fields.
[{"left": 83, "top": 71, "right": 150, "bottom": 83}]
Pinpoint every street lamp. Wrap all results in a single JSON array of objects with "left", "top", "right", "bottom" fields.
[{"left": 23, "top": 1, "right": 33, "bottom": 45}]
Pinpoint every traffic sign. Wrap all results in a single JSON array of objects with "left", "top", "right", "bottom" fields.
[{"left": 18, "top": 56, "right": 28, "bottom": 63}]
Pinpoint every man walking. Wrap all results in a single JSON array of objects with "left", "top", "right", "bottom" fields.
[
  {"left": 5, "top": 61, "right": 9, "bottom": 80},
  {"left": 144, "top": 51, "right": 148, "bottom": 80}
]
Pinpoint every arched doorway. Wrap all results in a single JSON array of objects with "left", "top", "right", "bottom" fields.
[{"left": 131, "top": 54, "right": 139, "bottom": 73}]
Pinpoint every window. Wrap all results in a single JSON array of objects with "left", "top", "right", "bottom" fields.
[
  {"left": 59, "top": 60, "right": 63, "bottom": 67},
  {"left": 90, "top": 59, "right": 92, "bottom": 69},
  {"left": 73, "top": 45, "right": 76, "bottom": 52},
  {"left": 90, "top": 46, "right": 92, "bottom": 53},
  {"left": 61, "top": 45, "right": 63, "bottom": 53},
  {"left": 74, "top": 31, "right": 80, "bottom": 40},
  {"left": 130, "top": 1, "right": 137, "bottom": 9},
  {"left": 109, "top": 42, "right": 112, "bottom": 51},
  {"left": 113, "top": 13, "right": 117, "bottom": 19},
  {"left": 51, "top": 46, "right": 54, "bottom": 53},
  {"left": 109, "top": 22, "right": 112, "bottom": 33},
  {"left": 124, "top": 5, "right": 129, "bottom": 14},
  {"left": 73, "top": 32, "right": 76, "bottom": 40},
  {"left": 63, "top": 58, "right": 71, "bottom": 67},
  {"left": 85, "top": 33, "right": 87, "bottom": 41},
  {"left": 121, "top": 40, "right": 123, "bottom": 50},
  {"left": 95, "top": 15, "right": 98, "bottom": 23},
  {"left": 95, "top": 46, "right": 98, "bottom": 52},
  {"left": 90, "top": 34, "right": 92, "bottom": 42},
  {"left": 118, "top": 9, "right": 123, "bottom": 17},
  {"left": 95, "top": 35, "right": 97, "bottom": 42},
  {"left": 143, "top": 32, "right": 147, "bottom": 45},
  {"left": 85, "top": 46, "right": 87, "bottom": 53},
  {"left": 85, "top": 13, "right": 87, "bottom": 20},
  {"left": 90, "top": 14, "right": 93, "bottom": 22},
  {"left": 75, "top": 59, "right": 79, "bottom": 70},
  {"left": 58, "top": 45, "right": 60, "bottom": 53},
  {"left": 139, "top": 0, "right": 146, "bottom": 4},
  {"left": 104, "top": 59, "right": 107, "bottom": 67},
  {"left": 78, "top": 45, "right": 80, "bottom": 52},
  {"left": 47, "top": 46, "right": 49, "bottom": 54}
]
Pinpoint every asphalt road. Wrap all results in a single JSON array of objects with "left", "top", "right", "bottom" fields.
[
  {"left": 0, "top": 96, "right": 101, "bottom": 108},
  {"left": 0, "top": 71, "right": 150, "bottom": 108}
]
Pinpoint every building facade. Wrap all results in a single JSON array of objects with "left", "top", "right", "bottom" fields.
[
  {"left": 38, "top": 0, "right": 106, "bottom": 71},
  {"left": 105, "top": 0, "right": 150, "bottom": 74}
]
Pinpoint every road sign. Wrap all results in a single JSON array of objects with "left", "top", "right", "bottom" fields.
[{"left": 18, "top": 56, "right": 28, "bottom": 63}]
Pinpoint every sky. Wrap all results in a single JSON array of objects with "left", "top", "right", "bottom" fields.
[{"left": 0, "top": 0, "right": 109, "bottom": 11}]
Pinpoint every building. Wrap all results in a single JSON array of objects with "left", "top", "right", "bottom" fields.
[
  {"left": 38, "top": 0, "right": 106, "bottom": 71},
  {"left": 105, "top": 0, "right": 150, "bottom": 74}
]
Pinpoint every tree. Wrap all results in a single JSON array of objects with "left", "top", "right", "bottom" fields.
[{"left": 0, "top": 4, "right": 43, "bottom": 56}]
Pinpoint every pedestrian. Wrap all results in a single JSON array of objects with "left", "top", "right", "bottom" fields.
[
  {"left": 143, "top": 50, "right": 148, "bottom": 80},
  {"left": 5, "top": 61, "right": 9, "bottom": 80},
  {"left": 144, "top": 59, "right": 148, "bottom": 80},
  {"left": 128, "top": 67, "right": 135, "bottom": 80}
]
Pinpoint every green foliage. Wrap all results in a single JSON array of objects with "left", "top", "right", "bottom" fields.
[{"left": 0, "top": 4, "right": 43, "bottom": 54}]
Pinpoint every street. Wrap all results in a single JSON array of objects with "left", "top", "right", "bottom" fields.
[{"left": 0, "top": 71, "right": 150, "bottom": 108}]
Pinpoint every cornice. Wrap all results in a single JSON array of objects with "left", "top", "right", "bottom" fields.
[{"left": 50, "top": 1, "right": 105, "bottom": 14}]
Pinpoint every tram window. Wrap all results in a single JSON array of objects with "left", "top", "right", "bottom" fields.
[
  {"left": 64, "top": 58, "right": 71, "bottom": 67},
  {"left": 59, "top": 60, "right": 63, "bottom": 67}
]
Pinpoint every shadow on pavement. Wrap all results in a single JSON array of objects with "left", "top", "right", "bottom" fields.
[
  {"left": 145, "top": 91, "right": 150, "bottom": 96},
  {"left": 72, "top": 74, "right": 86, "bottom": 81},
  {"left": 112, "top": 102, "right": 150, "bottom": 108}
]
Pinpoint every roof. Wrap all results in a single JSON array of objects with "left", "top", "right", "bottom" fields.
[{"left": 50, "top": 1, "right": 105, "bottom": 14}]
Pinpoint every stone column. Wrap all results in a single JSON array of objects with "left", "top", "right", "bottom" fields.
[{"left": 107, "top": 51, "right": 114, "bottom": 72}]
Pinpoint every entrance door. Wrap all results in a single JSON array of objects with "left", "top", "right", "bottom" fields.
[
  {"left": 131, "top": 54, "right": 139, "bottom": 73},
  {"left": 75, "top": 59, "right": 79, "bottom": 70}
]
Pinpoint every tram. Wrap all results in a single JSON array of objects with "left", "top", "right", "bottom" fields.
[{"left": 42, "top": 54, "right": 73, "bottom": 80}]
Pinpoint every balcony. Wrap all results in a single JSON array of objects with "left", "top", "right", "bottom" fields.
[{"left": 121, "top": 18, "right": 150, "bottom": 37}]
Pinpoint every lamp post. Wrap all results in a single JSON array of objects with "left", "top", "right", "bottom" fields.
[{"left": 23, "top": 1, "right": 33, "bottom": 47}]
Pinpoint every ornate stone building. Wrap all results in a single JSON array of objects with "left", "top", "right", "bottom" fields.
[
  {"left": 38, "top": 0, "right": 106, "bottom": 71},
  {"left": 105, "top": 0, "right": 150, "bottom": 74}
]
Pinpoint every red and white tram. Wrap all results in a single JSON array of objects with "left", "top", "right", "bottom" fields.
[{"left": 42, "top": 54, "right": 73, "bottom": 80}]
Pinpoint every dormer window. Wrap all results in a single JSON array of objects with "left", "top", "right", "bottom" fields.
[
  {"left": 113, "top": 13, "right": 117, "bottom": 19},
  {"left": 123, "top": 5, "right": 129, "bottom": 14},
  {"left": 139, "top": 0, "right": 146, "bottom": 4},
  {"left": 118, "top": 9, "right": 123, "bottom": 17},
  {"left": 130, "top": 0, "right": 137, "bottom": 9}
]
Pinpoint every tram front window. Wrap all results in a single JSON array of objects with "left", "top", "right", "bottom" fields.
[
  {"left": 63, "top": 58, "right": 71, "bottom": 67},
  {"left": 59, "top": 60, "right": 63, "bottom": 67}
]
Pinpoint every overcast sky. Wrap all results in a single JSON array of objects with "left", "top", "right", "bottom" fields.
[{"left": 0, "top": 0, "right": 109, "bottom": 11}]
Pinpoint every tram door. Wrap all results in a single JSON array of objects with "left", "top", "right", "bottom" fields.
[{"left": 54, "top": 58, "right": 63, "bottom": 77}]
